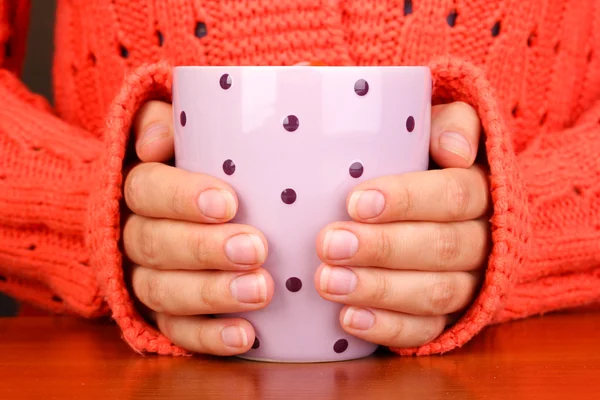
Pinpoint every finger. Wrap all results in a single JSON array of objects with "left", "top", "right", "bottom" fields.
[
  {"left": 131, "top": 265, "right": 273, "bottom": 315},
  {"left": 155, "top": 313, "right": 256, "bottom": 355},
  {"left": 123, "top": 214, "right": 268, "bottom": 271},
  {"left": 339, "top": 306, "right": 447, "bottom": 348},
  {"left": 317, "top": 219, "right": 489, "bottom": 271},
  {"left": 124, "top": 162, "right": 238, "bottom": 223},
  {"left": 316, "top": 266, "right": 481, "bottom": 316},
  {"left": 346, "top": 165, "right": 490, "bottom": 223},
  {"left": 133, "top": 101, "right": 174, "bottom": 162},
  {"left": 123, "top": 215, "right": 268, "bottom": 271},
  {"left": 430, "top": 102, "right": 481, "bottom": 168}
]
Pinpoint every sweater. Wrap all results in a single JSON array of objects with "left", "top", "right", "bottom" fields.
[{"left": 0, "top": 0, "right": 599, "bottom": 356}]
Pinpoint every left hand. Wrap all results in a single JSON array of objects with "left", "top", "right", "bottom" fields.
[{"left": 314, "top": 101, "right": 491, "bottom": 349}]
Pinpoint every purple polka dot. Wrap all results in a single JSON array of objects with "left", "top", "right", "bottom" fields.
[
  {"left": 354, "top": 79, "right": 369, "bottom": 96},
  {"left": 334, "top": 339, "right": 348, "bottom": 353},
  {"left": 252, "top": 337, "right": 260, "bottom": 349},
  {"left": 180, "top": 111, "right": 187, "bottom": 127},
  {"left": 283, "top": 115, "right": 299, "bottom": 132},
  {"left": 220, "top": 74, "right": 232, "bottom": 90},
  {"left": 406, "top": 116, "right": 415, "bottom": 132},
  {"left": 286, "top": 277, "right": 302, "bottom": 292},
  {"left": 281, "top": 188, "right": 297, "bottom": 205},
  {"left": 222, "top": 159, "right": 235, "bottom": 175},
  {"left": 349, "top": 162, "right": 364, "bottom": 178}
]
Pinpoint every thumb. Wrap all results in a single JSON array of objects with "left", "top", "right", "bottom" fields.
[
  {"left": 429, "top": 101, "right": 481, "bottom": 169},
  {"left": 133, "top": 100, "right": 174, "bottom": 162}
]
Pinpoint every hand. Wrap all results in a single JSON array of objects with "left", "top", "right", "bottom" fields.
[
  {"left": 314, "top": 101, "right": 491, "bottom": 349},
  {"left": 122, "top": 101, "right": 274, "bottom": 356}
]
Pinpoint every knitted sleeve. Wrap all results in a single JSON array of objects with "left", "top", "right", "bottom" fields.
[
  {"left": 393, "top": 57, "right": 600, "bottom": 356},
  {"left": 0, "top": 0, "right": 183, "bottom": 353},
  {"left": 0, "top": 0, "right": 109, "bottom": 315}
]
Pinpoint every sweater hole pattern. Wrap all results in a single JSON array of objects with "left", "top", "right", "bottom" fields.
[
  {"left": 554, "top": 41, "right": 561, "bottom": 54},
  {"left": 157, "top": 31, "right": 164, "bottom": 47},
  {"left": 447, "top": 10, "right": 458, "bottom": 27},
  {"left": 404, "top": 0, "right": 413, "bottom": 16},
  {"left": 512, "top": 104, "right": 520, "bottom": 118},
  {"left": 492, "top": 21, "right": 501, "bottom": 37},
  {"left": 119, "top": 44, "right": 129, "bottom": 59},
  {"left": 4, "top": 40, "right": 11, "bottom": 58},
  {"left": 51, "top": 295, "right": 63, "bottom": 303},
  {"left": 0, "top": 276, "right": 6, "bottom": 282},
  {"left": 527, "top": 31, "right": 538, "bottom": 47},
  {"left": 195, "top": 22, "right": 208, "bottom": 39}
]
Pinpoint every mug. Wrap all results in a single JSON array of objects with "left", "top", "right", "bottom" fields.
[{"left": 173, "top": 65, "right": 432, "bottom": 362}]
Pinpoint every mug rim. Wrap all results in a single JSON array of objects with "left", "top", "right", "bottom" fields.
[{"left": 173, "top": 65, "right": 430, "bottom": 71}]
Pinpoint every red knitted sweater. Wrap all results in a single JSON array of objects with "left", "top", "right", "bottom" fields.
[{"left": 0, "top": 0, "right": 599, "bottom": 356}]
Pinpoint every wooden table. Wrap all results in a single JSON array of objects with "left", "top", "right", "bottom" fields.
[{"left": 1, "top": 311, "right": 599, "bottom": 400}]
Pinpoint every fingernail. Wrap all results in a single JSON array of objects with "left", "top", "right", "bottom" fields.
[
  {"left": 348, "top": 190, "right": 386, "bottom": 220},
  {"left": 343, "top": 307, "right": 375, "bottom": 330},
  {"left": 320, "top": 265, "right": 358, "bottom": 295},
  {"left": 225, "top": 234, "right": 266, "bottom": 265},
  {"left": 323, "top": 230, "right": 359, "bottom": 260},
  {"left": 230, "top": 273, "right": 267, "bottom": 303},
  {"left": 221, "top": 326, "right": 249, "bottom": 348},
  {"left": 439, "top": 131, "right": 472, "bottom": 161},
  {"left": 198, "top": 189, "right": 235, "bottom": 219},
  {"left": 138, "top": 122, "right": 170, "bottom": 149}
]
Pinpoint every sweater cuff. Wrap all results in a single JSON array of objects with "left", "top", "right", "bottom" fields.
[
  {"left": 87, "top": 61, "right": 188, "bottom": 355},
  {"left": 392, "top": 57, "right": 531, "bottom": 356}
]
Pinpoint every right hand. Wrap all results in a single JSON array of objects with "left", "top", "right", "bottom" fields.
[{"left": 122, "top": 101, "right": 274, "bottom": 356}]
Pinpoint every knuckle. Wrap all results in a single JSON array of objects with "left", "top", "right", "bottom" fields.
[
  {"left": 372, "top": 272, "right": 393, "bottom": 305},
  {"left": 188, "top": 230, "right": 212, "bottom": 267},
  {"left": 139, "top": 220, "right": 160, "bottom": 267},
  {"left": 389, "top": 314, "right": 407, "bottom": 344},
  {"left": 449, "top": 101, "right": 480, "bottom": 127},
  {"left": 167, "top": 181, "right": 187, "bottom": 216},
  {"left": 194, "top": 323, "right": 210, "bottom": 350},
  {"left": 426, "top": 276, "right": 457, "bottom": 315},
  {"left": 144, "top": 273, "right": 167, "bottom": 312},
  {"left": 373, "top": 230, "right": 393, "bottom": 266},
  {"left": 445, "top": 173, "right": 471, "bottom": 219},
  {"left": 421, "top": 317, "right": 446, "bottom": 344},
  {"left": 124, "top": 166, "right": 144, "bottom": 211},
  {"left": 198, "top": 277, "right": 218, "bottom": 310},
  {"left": 393, "top": 183, "right": 416, "bottom": 218},
  {"left": 433, "top": 224, "right": 461, "bottom": 269},
  {"left": 157, "top": 314, "right": 175, "bottom": 338}
]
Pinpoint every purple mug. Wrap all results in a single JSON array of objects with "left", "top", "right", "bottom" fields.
[{"left": 173, "top": 66, "right": 432, "bottom": 362}]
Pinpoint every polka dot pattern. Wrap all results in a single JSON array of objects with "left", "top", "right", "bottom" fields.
[
  {"left": 334, "top": 339, "right": 348, "bottom": 353},
  {"left": 180, "top": 111, "right": 187, "bottom": 127},
  {"left": 281, "top": 188, "right": 297, "bottom": 205},
  {"left": 354, "top": 79, "right": 369, "bottom": 96},
  {"left": 283, "top": 115, "right": 300, "bottom": 132},
  {"left": 285, "top": 277, "right": 302, "bottom": 292},
  {"left": 220, "top": 74, "right": 232, "bottom": 90},
  {"left": 406, "top": 116, "right": 415, "bottom": 132},
  {"left": 349, "top": 162, "right": 364, "bottom": 178},
  {"left": 222, "top": 159, "right": 235, "bottom": 175},
  {"left": 202, "top": 73, "right": 422, "bottom": 357}
]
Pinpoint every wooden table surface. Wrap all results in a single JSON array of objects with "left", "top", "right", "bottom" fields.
[{"left": 1, "top": 311, "right": 599, "bottom": 400}]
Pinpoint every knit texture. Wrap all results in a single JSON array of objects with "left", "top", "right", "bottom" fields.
[{"left": 1, "top": 0, "right": 599, "bottom": 356}]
